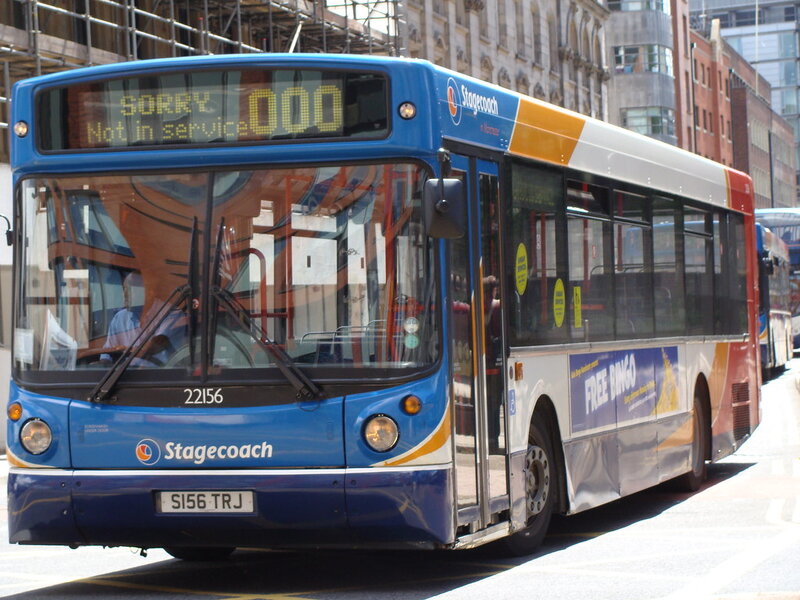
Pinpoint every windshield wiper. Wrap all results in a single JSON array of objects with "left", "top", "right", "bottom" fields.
[
  {"left": 210, "top": 285, "right": 323, "bottom": 402},
  {"left": 89, "top": 216, "right": 200, "bottom": 404},
  {"left": 207, "top": 220, "right": 323, "bottom": 401},
  {"left": 87, "top": 284, "right": 190, "bottom": 403}
]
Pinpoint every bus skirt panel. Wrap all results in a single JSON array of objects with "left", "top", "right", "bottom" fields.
[{"left": 8, "top": 466, "right": 454, "bottom": 549}]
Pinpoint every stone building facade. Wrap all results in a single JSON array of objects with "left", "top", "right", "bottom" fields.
[{"left": 403, "top": 0, "right": 610, "bottom": 119}]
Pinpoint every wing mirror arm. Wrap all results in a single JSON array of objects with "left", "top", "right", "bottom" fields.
[
  {"left": 423, "top": 149, "right": 466, "bottom": 239},
  {"left": 0, "top": 214, "right": 12, "bottom": 246}
]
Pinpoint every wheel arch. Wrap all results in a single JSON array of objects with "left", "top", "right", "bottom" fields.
[
  {"left": 693, "top": 373, "right": 712, "bottom": 462},
  {"left": 531, "top": 394, "right": 568, "bottom": 515}
]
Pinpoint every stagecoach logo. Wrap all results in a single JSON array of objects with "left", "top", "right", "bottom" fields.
[
  {"left": 136, "top": 438, "right": 161, "bottom": 466},
  {"left": 446, "top": 78, "right": 463, "bottom": 126},
  {"left": 446, "top": 77, "right": 500, "bottom": 126},
  {"left": 135, "top": 439, "right": 274, "bottom": 466}
]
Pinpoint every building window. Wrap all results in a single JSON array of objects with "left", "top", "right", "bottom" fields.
[
  {"left": 516, "top": 1, "right": 526, "bottom": 56},
  {"left": 497, "top": 0, "right": 508, "bottom": 47},
  {"left": 621, "top": 106, "right": 676, "bottom": 136},
  {"left": 780, "top": 32, "right": 798, "bottom": 58},
  {"left": 456, "top": 0, "right": 466, "bottom": 25},
  {"left": 608, "top": 0, "right": 670, "bottom": 15},
  {"left": 532, "top": 8, "right": 542, "bottom": 64},
  {"left": 713, "top": 13, "right": 731, "bottom": 28},
  {"left": 781, "top": 60, "right": 798, "bottom": 86},
  {"left": 733, "top": 9, "right": 763, "bottom": 26},
  {"left": 782, "top": 89, "right": 798, "bottom": 115},
  {"left": 549, "top": 17, "right": 559, "bottom": 73},
  {"left": 614, "top": 44, "right": 673, "bottom": 76},
  {"left": 683, "top": 16, "right": 689, "bottom": 55},
  {"left": 685, "top": 72, "right": 691, "bottom": 106}
]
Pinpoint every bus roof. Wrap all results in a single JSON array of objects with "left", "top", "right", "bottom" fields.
[
  {"left": 429, "top": 61, "right": 751, "bottom": 211},
  {"left": 13, "top": 54, "right": 752, "bottom": 212}
]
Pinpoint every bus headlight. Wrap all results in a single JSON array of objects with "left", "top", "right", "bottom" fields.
[
  {"left": 363, "top": 415, "right": 399, "bottom": 452},
  {"left": 20, "top": 419, "right": 52, "bottom": 455}
]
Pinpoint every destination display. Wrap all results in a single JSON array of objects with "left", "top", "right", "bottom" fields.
[{"left": 38, "top": 69, "right": 389, "bottom": 150}]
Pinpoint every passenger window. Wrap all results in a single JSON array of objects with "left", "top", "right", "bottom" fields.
[
  {"left": 507, "top": 162, "right": 566, "bottom": 346},
  {"left": 567, "top": 181, "right": 613, "bottom": 342},
  {"left": 652, "top": 198, "right": 685, "bottom": 336}
]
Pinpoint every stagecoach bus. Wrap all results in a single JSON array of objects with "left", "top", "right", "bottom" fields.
[{"left": 6, "top": 54, "right": 760, "bottom": 559}]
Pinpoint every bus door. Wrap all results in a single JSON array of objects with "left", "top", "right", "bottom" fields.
[{"left": 448, "top": 151, "right": 509, "bottom": 532}]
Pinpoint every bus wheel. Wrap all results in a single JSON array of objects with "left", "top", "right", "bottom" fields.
[
  {"left": 676, "top": 395, "right": 708, "bottom": 492},
  {"left": 501, "top": 416, "right": 556, "bottom": 556},
  {"left": 164, "top": 546, "right": 235, "bottom": 561}
]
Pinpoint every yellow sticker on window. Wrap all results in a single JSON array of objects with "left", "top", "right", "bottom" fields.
[
  {"left": 573, "top": 286, "right": 582, "bottom": 329},
  {"left": 515, "top": 243, "right": 528, "bottom": 296},
  {"left": 554, "top": 278, "right": 565, "bottom": 328}
]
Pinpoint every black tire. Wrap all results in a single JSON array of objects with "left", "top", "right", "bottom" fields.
[
  {"left": 676, "top": 395, "right": 708, "bottom": 492},
  {"left": 164, "top": 546, "right": 236, "bottom": 561},
  {"left": 501, "top": 416, "right": 556, "bottom": 556}
]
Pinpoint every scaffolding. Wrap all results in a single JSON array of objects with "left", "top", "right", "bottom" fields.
[{"left": 0, "top": 0, "right": 404, "bottom": 161}]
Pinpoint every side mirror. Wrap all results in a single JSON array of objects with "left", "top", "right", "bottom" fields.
[
  {"left": 423, "top": 178, "right": 465, "bottom": 239},
  {"left": 0, "top": 214, "right": 11, "bottom": 246},
  {"left": 761, "top": 254, "right": 774, "bottom": 276}
]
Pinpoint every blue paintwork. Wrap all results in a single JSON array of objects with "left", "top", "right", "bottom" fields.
[
  {"left": 7, "top": 383, "right": 72, "bottom": 468},
  {"left": 8, "top": 467, "right": 453, "bottom": 548},
  {"left": 344, "top": 371, "right": 448, "bottom": 468},
  {"left": 68, "top": 393, "right": 346, "bottom": 469}
]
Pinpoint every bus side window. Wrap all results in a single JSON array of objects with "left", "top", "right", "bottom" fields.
[
  {"left": 653, "top": 198, "right": 685, "bottom": 336},
  {"left": 507, "top": 162, "right": 566, "bottom": 346}
]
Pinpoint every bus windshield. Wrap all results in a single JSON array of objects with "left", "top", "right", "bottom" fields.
[{"left": 15, "top": 162, "right": 437, "bottom": 381}]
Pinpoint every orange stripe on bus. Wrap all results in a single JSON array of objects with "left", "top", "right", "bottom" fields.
[
  {"left": 384, "top": 408, "right": 451, "bottom": 467},
  {"left": 508, "top": 98, "right": 587, "bottom": 165}
]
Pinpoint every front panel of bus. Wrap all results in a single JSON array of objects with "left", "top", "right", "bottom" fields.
[{"left": 6, "top": 56, "right": 456, "bottom": 550}]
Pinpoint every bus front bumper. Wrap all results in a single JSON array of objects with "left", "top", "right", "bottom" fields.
[{"left": 8, "top": 466, "right": 454, "bottom": 550}]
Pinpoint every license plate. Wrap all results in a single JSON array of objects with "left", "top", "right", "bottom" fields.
[{"left": 156, "top": 490, "right": 254, "bottom": 514}]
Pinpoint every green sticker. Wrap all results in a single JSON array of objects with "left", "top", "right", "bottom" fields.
[
  {"left": 515, "top": 243, "right": 528, "bottom": 296},
  {"left": 553, "top": 278, "right": 565, "bottom": 328},
  {"left": 404, "top": 334, "right": 420, "bottom": 349}
]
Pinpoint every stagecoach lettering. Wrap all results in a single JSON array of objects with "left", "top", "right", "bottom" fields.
[{"left": 184, "top": 388, "right": 224, "bottom": 404}]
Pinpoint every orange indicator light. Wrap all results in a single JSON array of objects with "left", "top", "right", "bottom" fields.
[
  {"left": 402, "top": 395, "right": 423, "bottom": 415},
  {"left": 7, "top": 402, "right": 22, "bottom": 422}
]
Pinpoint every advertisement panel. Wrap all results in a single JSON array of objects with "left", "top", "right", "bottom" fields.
[{"left": 569, "top": 346, "right": 679, "bottom": 433}]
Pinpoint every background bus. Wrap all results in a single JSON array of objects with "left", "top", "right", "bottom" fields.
[
  {"left": 6, "top": 55, "right": 760, "bottom": 559},
  {"left": 756, "top": 223, "right": 793, "bottom": 373},
  {"left": 755, "top": 207, "right": 800, "bottom": 348}
]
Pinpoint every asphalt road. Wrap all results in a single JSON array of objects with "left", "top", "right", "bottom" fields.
[{"left": 0, "top": 360, "right": 798, "bottom": 600}]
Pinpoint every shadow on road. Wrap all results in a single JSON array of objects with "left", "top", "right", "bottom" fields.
[
  {"left": 3, "top": 462, "right": 754, "bottom": 600},
  {"left": 542, "top": 460, "right": 755, "bottom": 553}
]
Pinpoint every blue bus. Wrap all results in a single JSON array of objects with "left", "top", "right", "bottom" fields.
[
  {"left": 755, "top": 208, "right": 800, "bottom": 348},
  {"left": 756, "top": 224, "right": 793, "bottom": 372},
  {"left": 7, "top": 55, "right": 760, "bottom": 559}
]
